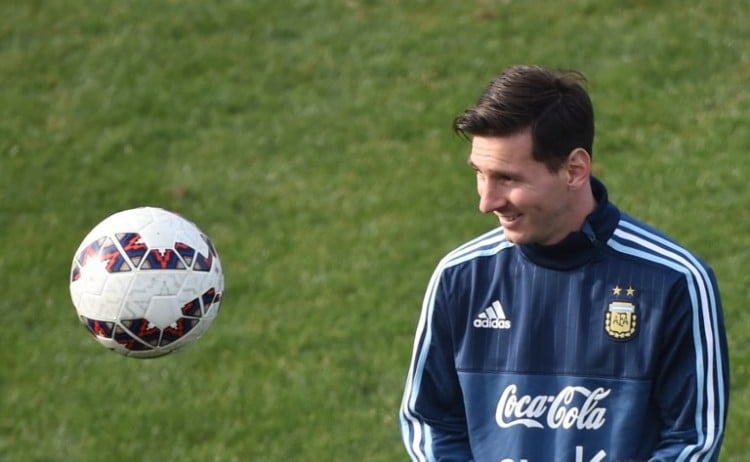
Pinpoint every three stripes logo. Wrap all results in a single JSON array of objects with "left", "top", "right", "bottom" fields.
[{"left": 473, "top": 300, "right": 511, "bottom": 330}]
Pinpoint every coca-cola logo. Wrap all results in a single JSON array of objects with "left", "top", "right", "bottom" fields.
[{"left": 495, "top": 384, "right": 610, "bottom": 430}]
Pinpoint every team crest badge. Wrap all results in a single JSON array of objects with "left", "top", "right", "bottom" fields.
[{"left": 605, "top": 301, "right": 638, "bottom": 340}]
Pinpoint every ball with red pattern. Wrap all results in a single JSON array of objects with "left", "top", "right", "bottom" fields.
[{"left": 70, "top": 207, "right": 224, "bottom": 358}]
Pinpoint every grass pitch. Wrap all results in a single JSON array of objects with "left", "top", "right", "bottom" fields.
[{"left": 2, "top": 1, "right": 749, "bottom": 460}]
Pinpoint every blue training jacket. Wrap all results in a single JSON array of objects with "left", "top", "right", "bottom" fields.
[{"left": 400, "top": 178, "right": 729, "bottom": 462}]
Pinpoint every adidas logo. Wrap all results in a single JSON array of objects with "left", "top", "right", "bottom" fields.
[{"left": 473, "top": 300, "right": 511, "bottom": 329}]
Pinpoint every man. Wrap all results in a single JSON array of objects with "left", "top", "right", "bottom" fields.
[{"left": 400, "top": 65, "right": 729, "bottom": 461}]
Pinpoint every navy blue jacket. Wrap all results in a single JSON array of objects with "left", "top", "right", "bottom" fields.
[{"left": 400, "top": 178, "right": 729, "bottom": 461}]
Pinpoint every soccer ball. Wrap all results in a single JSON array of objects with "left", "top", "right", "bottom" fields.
[{"left": 69, "top": 207, "right": 224, "bottom": 358}]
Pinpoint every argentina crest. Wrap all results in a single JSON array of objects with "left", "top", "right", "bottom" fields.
[{"left": 605, "top": 285, "right": 638, "bottom": 340}]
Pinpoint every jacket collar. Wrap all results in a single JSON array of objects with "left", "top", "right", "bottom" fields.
[{"left": 517, "top": 177, "right": 620, "bottom": 270}]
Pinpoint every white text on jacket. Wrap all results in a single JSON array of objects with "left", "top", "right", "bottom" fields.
[{"left": 495, "top": 385, "right": 610, "bottom": 430}]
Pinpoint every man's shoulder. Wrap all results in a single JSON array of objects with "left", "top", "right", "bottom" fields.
[
  {"left": 608, "top": 212, "right": 713, "bottom": 273},
  {"left": 437, "top": 227, "right": 514, "bottom": 270}
]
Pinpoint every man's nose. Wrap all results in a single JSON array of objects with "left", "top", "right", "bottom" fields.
[{"left": 478, "top": 181, "right": 507, "bottom": 214}]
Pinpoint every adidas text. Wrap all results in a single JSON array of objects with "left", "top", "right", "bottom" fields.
[{"left": 474, "top": 318, "right": 511, "bottom": 329}]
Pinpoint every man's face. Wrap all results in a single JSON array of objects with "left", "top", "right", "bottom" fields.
[{"left": 468, "top": 130, "right": 576, "bottom": 245}]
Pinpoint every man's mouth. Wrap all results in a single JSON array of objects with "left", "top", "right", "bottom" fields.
[{"left": 498, "top": 213, "right": 521, "bottom": 224}]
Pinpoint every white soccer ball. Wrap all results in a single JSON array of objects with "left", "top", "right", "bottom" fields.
[{"left": 69, "top": 207, "right": 224, "bottom": 358}]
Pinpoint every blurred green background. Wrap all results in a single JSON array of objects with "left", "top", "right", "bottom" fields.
[{"left": 1, "top": 0, "right": 748, "bottom": 460}]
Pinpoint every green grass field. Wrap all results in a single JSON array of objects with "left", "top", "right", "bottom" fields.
[{"left": 2, "top": 1, "right": 748, "bottom": 460}]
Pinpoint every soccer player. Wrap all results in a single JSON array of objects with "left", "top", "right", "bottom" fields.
[{"left": 399, "top": 65, "right": 729, "bottom": 461}]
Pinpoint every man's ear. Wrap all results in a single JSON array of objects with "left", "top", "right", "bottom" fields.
[{"left": 565, "top": 148, "right": 592, "bottom": 190}]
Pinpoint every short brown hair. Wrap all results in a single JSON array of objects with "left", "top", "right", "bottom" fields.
[{"left": 453, "top": 65, "right": 594, "bottom": 172}]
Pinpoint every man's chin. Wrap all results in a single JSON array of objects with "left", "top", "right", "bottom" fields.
[{"left": 500, "top": 227, "right": 527, "bottom": 244}]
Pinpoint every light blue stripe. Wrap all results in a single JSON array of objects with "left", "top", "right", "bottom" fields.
[
  {"left": 618, "top": 221, "right": 726, "bottom": 419},
  {"left": 610, "top": 222, "right": 724, "bottom": 460},
  {"left": 401, "top": 232, "right": 511, "bottom": 460},
  {"left": 443, "top": 228, "right": 507, "bottom": 265},
  {"left": 424, "top": 426, "right": 435, "bottom": 461},
  {"left": 405, "top": 265, "right": 441, "bottom": 461},
  {"left": 607, "top": 237, "right": 707, "bottom": 455},
  {"left": 619, "top": 220, "right": 726, "bottom": 461}
]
